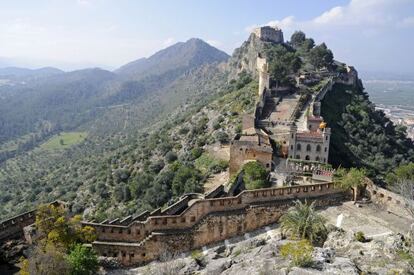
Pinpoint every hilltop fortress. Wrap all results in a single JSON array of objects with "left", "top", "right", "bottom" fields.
[{"left": 0, "top": 27, "right": 383, "bottom": 267}]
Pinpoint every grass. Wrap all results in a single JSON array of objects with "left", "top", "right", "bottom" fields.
[{"left": 40, "top": 132, "right": 87, "bottom": 151}]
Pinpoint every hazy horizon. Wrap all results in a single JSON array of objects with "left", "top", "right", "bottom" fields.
[{"left": 1, "top": 0, "right": 414, "bottom": 74}]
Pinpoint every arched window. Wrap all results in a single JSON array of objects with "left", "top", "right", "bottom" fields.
[
  {"left": 296, "top": 143, "right": 301, "bottom": 151},
  {"left": 306, "top": 144, "right": 311, "bottom": 152},
  {"left": 316, "top": 145, "right": 321, "bottom": 152},
  {"left": 305, "top": 155, "right": 310, "bottom": 160},
  {"left": 295, "top": 155, "right": 300, "bottom": 159},
  {"left": 315, "top": 156, "right": 320, "bottom": 162},
  {"left": 324, "top": 147, "right": 327, "bottom": 152},
  {"left": 290, "top": 145, "right": 293, "bottom": 150}
]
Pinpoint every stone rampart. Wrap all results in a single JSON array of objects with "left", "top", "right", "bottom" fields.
[
  {"left": 85, "top": 182, "right": 346, "bottom": 265},
  {"left": 0, "top": 200, "right": 66, "bottom": 243},
  {"left": 365, "top": 180, "right": 414, "bottom": 219}
]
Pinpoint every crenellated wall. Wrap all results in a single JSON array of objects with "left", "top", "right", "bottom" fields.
[
  {"left": 85, "top": 182, "right": 346, "bottom": 266},
  {"left": 0, "top": 200, "right": 66, "bottom": 244}
]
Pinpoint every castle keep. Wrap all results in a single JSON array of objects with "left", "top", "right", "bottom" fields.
[{"left": 229, "top": 27, "right": 333, "bottom": 177}]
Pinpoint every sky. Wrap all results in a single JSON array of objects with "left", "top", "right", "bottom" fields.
[{"left": 0, "top": 0, "right": 413, "bottom": 74}]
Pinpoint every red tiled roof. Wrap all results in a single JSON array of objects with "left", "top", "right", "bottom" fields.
[
  {"left": 307, "top": 116, "right": 323, "bottom": 122},
  {"left": 296, "top": 132, "right": 323, "bottom": 140}
]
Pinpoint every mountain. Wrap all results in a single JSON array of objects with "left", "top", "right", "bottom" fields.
[
  {"left": 0, "top": 30, "right": 412, "bottom": 225},
  {"left": 115, "top": 38, "right": 229, "bottom": 78},
  {"left": 0, "top": 66, "right": 64, "bottom": 78}
]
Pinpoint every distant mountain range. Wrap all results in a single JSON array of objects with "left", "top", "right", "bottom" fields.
[{"left": 0, "top": 38, "right": 229, "bottom": 146}]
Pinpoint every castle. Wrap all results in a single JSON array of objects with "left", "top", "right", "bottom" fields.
[
  {"left": 252, "top": 26, "right": 284, "bottom": 44},
  {"left": 229, "top": 28, "right": 331, "bottom": 177},
  {"left": 0, "top": 26, "right": 368, "bottom": 267}
]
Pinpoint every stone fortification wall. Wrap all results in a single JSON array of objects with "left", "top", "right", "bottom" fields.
[
  {"left": 86, "top": 182, "right": 346, "bottom": 265},
  {"left": 0, "top": 201, "right": 66, "bottom": 243},
  {"left": 0, "top": 210, "right": 36, "bottom": 243},
  {"left": 365, "top": 180, "right": 414, "bottom": 219}
]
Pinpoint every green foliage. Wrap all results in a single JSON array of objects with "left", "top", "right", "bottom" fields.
[
  {"left": 280, "top": 200, "right": 327, "bottom": 245},
  {"left": 265, "top": 44, "right": 301, "bottom": 86},
  {"left": 386, "top": 162, "right": 414, "bottom": 184},
  {"left": 172, "top": 163, "right": 203, "bottom": 196},
  {"left": 215, "top": 131, "right": 229, "bottom": 144},
  {"left": 280, "top": 239, "right": 314, "bottom": 267},
  {"left": 67, "top": 244, "right": 99, "bottom": 275},
  {"left": 337, "top": 167, "right": 366, "bottom": 191},
  {"left": 321, "top": 83, "right": 414, "bottom": 181},
  {"left": 290, "top": 31, "right": 306, "bottom": 48},
  {"left": 354, "top": 231, "right": 367, "bottom": 242},
  {"left": 309, "top": 43, "right": 334, "bottom": 69},
  {"left": 40, "top": 132, "right": 87, "bottom": 151},
  {"left": 242, "top": 161, "right": 269, "bottom": 190},
  {"left": 195, "top": 153, "right": 228, "bottom": 174}
]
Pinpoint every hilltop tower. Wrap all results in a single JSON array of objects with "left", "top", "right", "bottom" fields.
[
  {"left": 252, "top": 26, "right": 284, "bottom": 43},
  {"left": 257, "top": 55, "right": 270, "bottom": 96}
]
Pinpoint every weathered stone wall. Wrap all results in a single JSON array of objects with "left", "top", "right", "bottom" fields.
[
  {"left": 365, "top": 180, "right": 413, "bottom": 219},
  {"left": 87, "top": 183, "right": 345, "bottom": 266},
  {"left": 0, "top": 210, "right": 36, "bottom": 243},
  {"left": 229, "top": 139, "right": 273, "bottom": 176}
]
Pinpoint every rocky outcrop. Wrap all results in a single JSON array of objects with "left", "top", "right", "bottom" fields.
[{"left": 110, "top": 228, "right": 414, "bottom": 274}]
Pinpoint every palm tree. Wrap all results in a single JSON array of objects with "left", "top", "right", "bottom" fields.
[
  {"left": 336, "top": 167, "right": 366, "bottom": 201},
  {"left": 280, "top": 200, "right": 327, "bottom": 245}
]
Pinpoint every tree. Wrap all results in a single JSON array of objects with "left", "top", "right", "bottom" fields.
[
  {"left": 280, "top": 200, "right": 327, "bottom": 245},
  {"left": 242, "top": 161, "right": 269, "bottom": 190},
  {"left": 35, "top": 204, "right": 96, "bottom": 249},
  {"left": 19, "top": 243, "right": 71, "bottom": 275},
  {"left": 172, "top": 164, "right": 202, "bottom": 196},
  {"left": 309, "top": 43, "right": 333, "bottom": 69},
  {"left": 66, "top": 244, "right": 99, "bottom": 275},
  {"left": 386, "top": 162, "right": 414, "bottom": 184},
  {"left": 59, "top": 139, "right": 64, "bottom": 146},
  {"left": 165, "top": 151, "right": 178, "bottom": 163},
  {"left": 290, "top": 31, "right": 306, "bottom": 48},
  {"left": 336, "top": 167, "right": 366, "bottom": 201},
  {"left": 265, "top": 44, "right": 301, "bottom": 86},
  {"left": 215, "top": 131, "right": 229, "bottom": 144}
]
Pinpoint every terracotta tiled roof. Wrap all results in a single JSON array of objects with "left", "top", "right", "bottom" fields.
[
  {"left": 307, "top": 116, "right": 323, "bottom": 122},
  {"left": 296, "top": 131, "right": 323, "bottom": 140}
]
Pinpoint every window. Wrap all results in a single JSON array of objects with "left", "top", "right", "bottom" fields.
[
  {"left": 295, "top": 155, "right": 300, "bottom": 159},
  {"left": 290, "top": 145, "right": 293, "bottom": 150},
  {"left": 306, "top": 144, "right": 311, "bottom": 152},
  {"left": 315, "top": 156, "right": 320, "bottom": 161},
  {"left": 266, "top": 163, "right": 270, "bottom": 168},
  {"left": 326, "top": 136, "right": 328, "bottom": 141},
  {"left": 316, "top": 145, "right": 321, "bottom": 152},
  {"left": 324, "top": 147, "right": 327, "bottom": 152},
  {"left": 296, "top": 143, "right": 301, "bottom": 151},
  {"left": 305, "top": 155, "right": 310, "bottom": 160}
]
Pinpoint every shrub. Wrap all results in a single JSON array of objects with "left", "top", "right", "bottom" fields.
[
  {"left": 280, "top": 200, "right": 327, "bottom": 245},
  {"left": 354, "top": 231, "right": 366, "bottom": 242},
  {"left": 242, "top": 161, "right": 269, "bottom": 190},
  {"left": 67, "top": 244, "right": 99, "bottom": 275},
  {"left": 215, "top": 131, "right": 229, "bottom": 144},
  {"left": 280, "top": 239, "right": 314, "bottom": 267},
  {"left": 165, "top": 151, "right": 178, "bottom": 163}
]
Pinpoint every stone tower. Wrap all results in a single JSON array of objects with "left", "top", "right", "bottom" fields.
[
  {"left": 252, "top": 26, "right": 284, "bottom": 44},
  {"left": 257, "top": 56, "right": 270, "bottom": 96}
]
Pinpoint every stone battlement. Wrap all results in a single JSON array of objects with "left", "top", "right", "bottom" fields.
[
  {"left": 252, "top": 26, "right": 284, "bottom": 43},
  {"left": 85, "top": 182, "right": 345, "bottom": 265},
  {"left": 0, "top": 200, "right": 66, "bottom": 243}
]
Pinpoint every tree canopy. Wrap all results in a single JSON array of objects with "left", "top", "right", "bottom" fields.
[{"left": 242, "top": 161, "right": 269, "bottom": 190}]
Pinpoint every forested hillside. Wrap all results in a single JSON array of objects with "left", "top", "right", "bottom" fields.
[{"left": 1, "top": 31, "right": 413, "bottom": 221}]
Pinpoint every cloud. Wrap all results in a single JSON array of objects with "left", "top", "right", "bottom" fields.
[
  {"left": 247, "top": 0, "right": 413, "bottom": 33},
  {"left": 163, "top": 37, "right": 175, "bottom": 47},
  {"left": 77, "top": 0, "right": 91, "bottom": 6},
  {"left": 397, "top": 17, "right": 414, "bottom": 28},
  {"left": 206, "top": 39, "right": 222, "bottom": 47}
]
